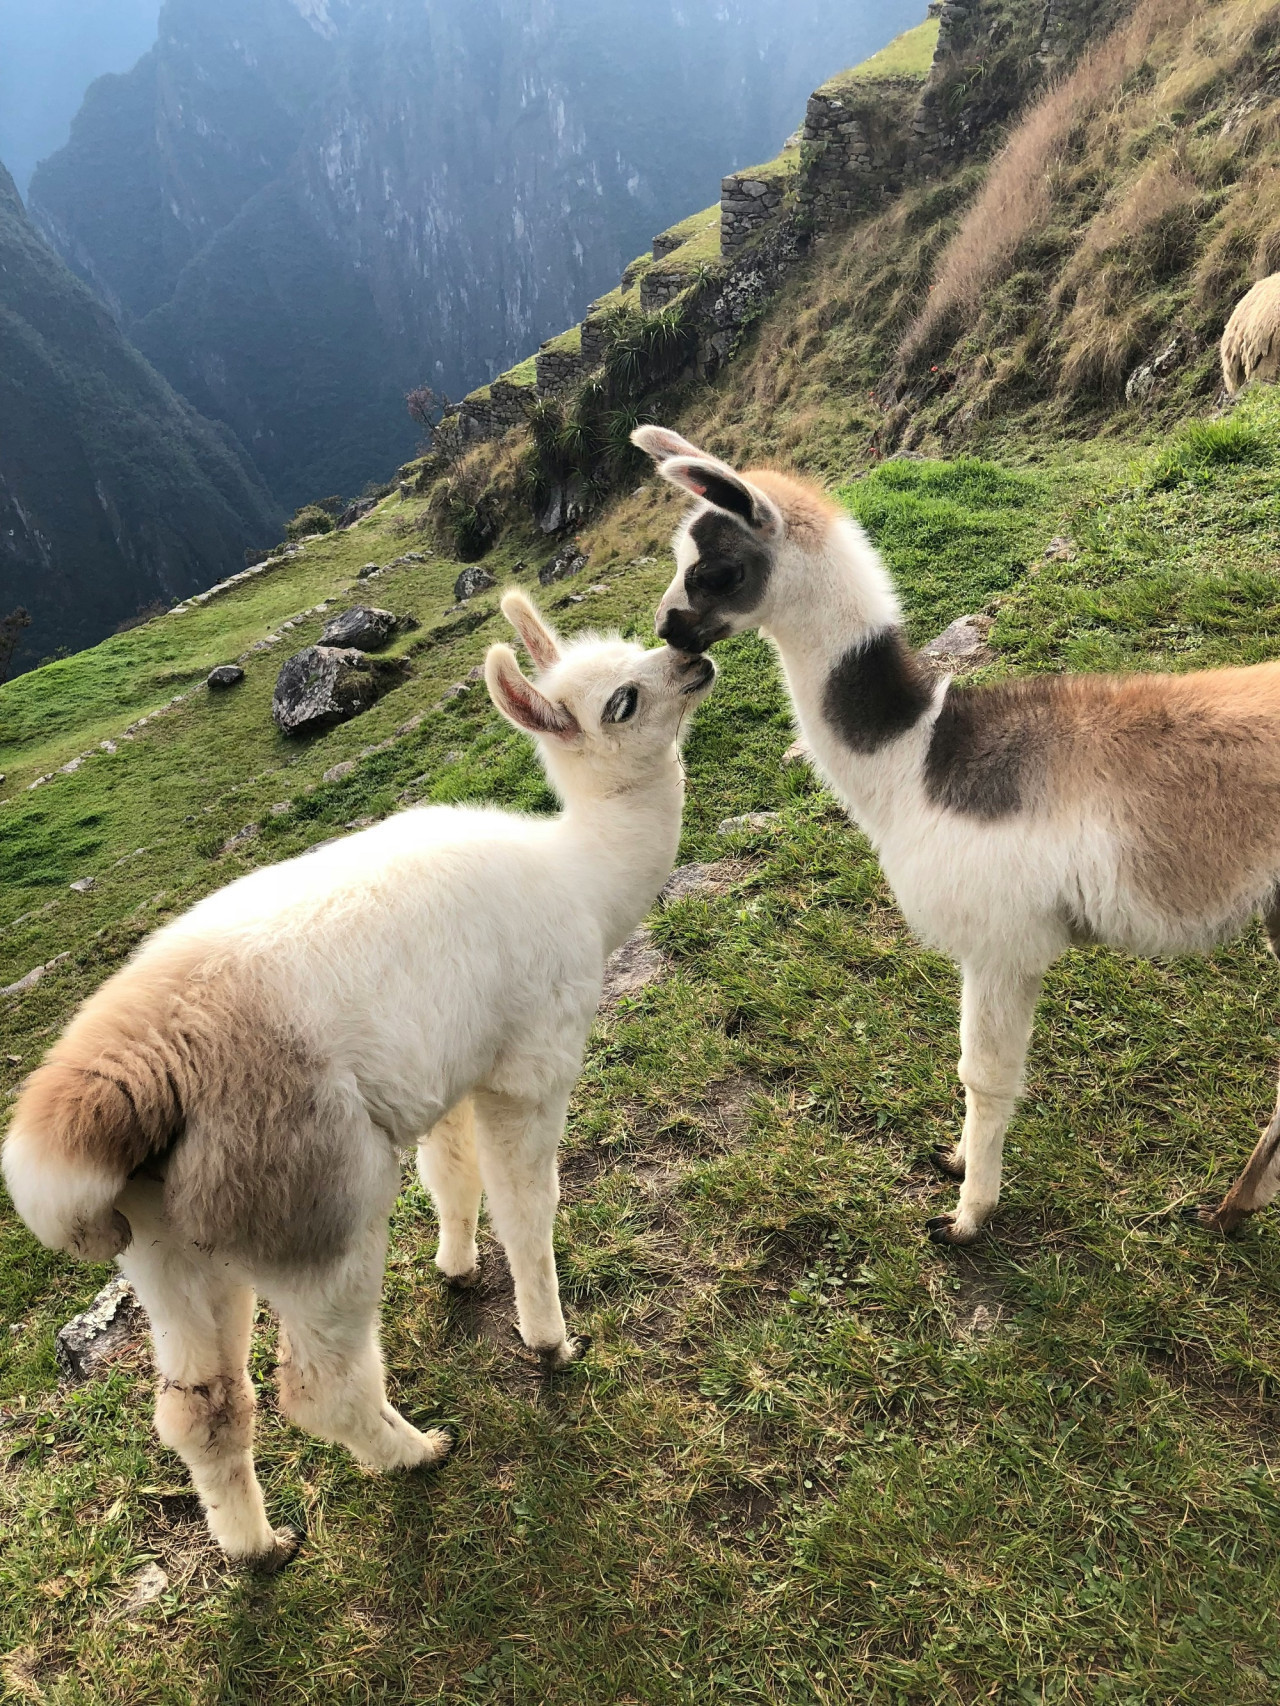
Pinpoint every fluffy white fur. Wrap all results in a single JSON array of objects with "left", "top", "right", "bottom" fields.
[{"left": 3, "top": 592, "right": 714, "bottom": 1564}]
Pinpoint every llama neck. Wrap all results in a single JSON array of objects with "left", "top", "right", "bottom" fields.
[
  {"left": 554, "top": 757, "right": 686, "bottom": 954},
  {"left": 762, "top": 540, "right": 938, "bottom": 839}
]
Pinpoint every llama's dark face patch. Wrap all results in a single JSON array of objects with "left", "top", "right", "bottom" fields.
[{"left": 655, "top": 511, "right": 774, "bottom": 653}]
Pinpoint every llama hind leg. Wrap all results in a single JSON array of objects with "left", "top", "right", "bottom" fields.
[
  {"left": 1186, "top": 1071, "right": 1280, "bottom": 1237},
  {"left": 268, "top": 1222, "right": 454, "bottom": 1473},
  {"left": 116, "top": 1191, "right": 295, "bottom": 1567},
  {"left": 418, "top": 1099, "right": 483, "bottom": 1286}
]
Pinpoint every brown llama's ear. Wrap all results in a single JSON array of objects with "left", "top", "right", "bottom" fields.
[
  {"left": 630, "top": 424, "right": 707, "bottom": 463},
  {"left": 485, "top": 644, "right": 579, "bottom": 741},
  {"left": 658, "top": 456, "right": 783, "bottom": 539},
  {"left": 501, "top": 589, "right": 561, "bottom": 671}
]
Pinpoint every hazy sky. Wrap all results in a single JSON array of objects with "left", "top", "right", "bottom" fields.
[{"left": 0, "top": 0, "right": 161, "bottom": 195}]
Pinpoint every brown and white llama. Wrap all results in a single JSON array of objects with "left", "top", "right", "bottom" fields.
[{"left": 635, "top": 422, "right": 1280, "bottom": 1248}]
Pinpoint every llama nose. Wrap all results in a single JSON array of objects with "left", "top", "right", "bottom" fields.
[{"left": 657, "top": 606, "right": 705, "bottom": 653}]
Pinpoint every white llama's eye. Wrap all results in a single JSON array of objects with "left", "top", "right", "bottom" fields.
[{"left": 603, "top": 685, "right": 639, "bottom": 724}]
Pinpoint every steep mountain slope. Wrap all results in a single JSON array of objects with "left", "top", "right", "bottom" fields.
[
  {"left": 0, "top": 163, "right": 281, "bottom": 675},
  {"left": 8, "top": 4, "right": 1280, "bottom": 1697},
  {"left": 27, "top": 0, "right": 923, "bottom": 508}
]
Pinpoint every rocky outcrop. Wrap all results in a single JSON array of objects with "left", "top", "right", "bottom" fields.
[
  {"left": 207, "top": 664, "right": 245, "bottom": 689},
  {"left": 539, "top": 546, "right": 588, "bottom": 585},
  {"left": 319, "top": 607, "right": 400, "bottom": 651},
  {"left": 720, "top": 169, "right": 791, "bottom": 254},
  {"left": 272, "top": 646, "right": 406, "bottom": 736},
  {"left": 454, "top": 566, "right": 497, "bottom": 601}
]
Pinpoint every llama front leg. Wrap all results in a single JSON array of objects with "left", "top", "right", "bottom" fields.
[
  {"left": 472, "top": 1087, "right": 587, "bottom": 1366},
  {"left": 927, "top": 963, "right": 1042, "bottom": 1246},
  {"left": 418, "top": 1099, "right": 482, "bottom": 1286}
]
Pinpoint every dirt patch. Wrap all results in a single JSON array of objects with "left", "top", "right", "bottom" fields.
[{"left": 439, "top": 1243, "right": 580, "bottom": 1400}]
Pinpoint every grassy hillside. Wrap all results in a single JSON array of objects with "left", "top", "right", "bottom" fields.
[
  {"left": 5, "top": 376, "right": 1280, "bottom": 1700},
  {"left": 8, "top": 0, "right": 1280, "bottom": 1696}
]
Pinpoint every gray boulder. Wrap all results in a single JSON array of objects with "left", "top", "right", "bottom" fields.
[
  {"left": 207, "top": 664, "right": 245, "bottom": 689},
  {"left": 539, "top": 546, "right": 588, "bottom": 586},
  {"left": 272, "top": 645, "right": 406, "bottom": 736},
  {"left": 453, "top": 565, "right": 497, "bottom": 602},
  {"left": 56, "top": 1277, "right": 143, "bottom": 1382},
  {"left": 319, "top": 606, "right": 398, "bottom": 650}
]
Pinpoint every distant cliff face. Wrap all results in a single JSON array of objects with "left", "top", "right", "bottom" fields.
[
  {"left": 0, "top": 162, "right": 280, "bottom": 676},
  {"left": 29, "top": 0, "right": 922, "bottom": 509}
]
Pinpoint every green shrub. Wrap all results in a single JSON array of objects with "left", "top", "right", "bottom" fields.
[
  {"left": 1148, "top": 416, "right": 1270, "bottom": 488},
  {"left": 286, "top": 502, "right": 337, "bottom": 540}
]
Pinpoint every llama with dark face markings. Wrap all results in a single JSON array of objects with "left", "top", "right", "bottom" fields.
[
  {"left": 636, "top": 422, "right": 1280, "bottom": 1247},
  {"left": 3, "top": 591, "right": 715, "bottom": 1567}
]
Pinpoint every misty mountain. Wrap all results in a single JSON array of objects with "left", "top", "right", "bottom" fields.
[
  {"left": 28, "top": 0, "right": 922, "bottom": 508},
  {"left": 0, "top": 161, "right": 280, "bottom": 676}
]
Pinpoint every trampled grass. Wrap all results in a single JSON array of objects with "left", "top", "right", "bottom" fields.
[{"left": 4, "top": 391, "right": 1280, "bottom": 1701}]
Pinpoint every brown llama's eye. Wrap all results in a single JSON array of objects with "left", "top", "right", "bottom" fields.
[
  {"left": 603, "top": 685, "right": 639, "bottom": 724},
  {"left": 695, "top": 560, "right": 744, "bottom": 596}
]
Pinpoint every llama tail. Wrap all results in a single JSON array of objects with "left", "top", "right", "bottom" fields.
[{"left": 3, "top": 1036, "right": 183, "bottom": 1262}]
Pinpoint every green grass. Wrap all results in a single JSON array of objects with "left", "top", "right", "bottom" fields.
[
  {"left": 654, "top": 204, "right": 721, "bottom": 252},
  {"left": 823, "top": 16, "right": 940, "bottom": 92},
  {"left": 730, "top": 147, "right": 800, "bottom": 186},
  {"left": 495, "top": 355, "right": 538, "bottom": 389},
  {"left": 540, "top": 324, "right": 582, "bottom": 358},
  {"left": 6, "top": 393, "right": 1280, "bottom": 1700}
]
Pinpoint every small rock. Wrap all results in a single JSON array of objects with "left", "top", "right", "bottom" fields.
[
  {"left": 781, "top": 738, "right": 811, "bottom": 768},
  {"left": 319, "top": 607, "right": 398, "bottom": 651},
  {"left": 510, "top": 560, "right": 528, "bottom": 576},
  {"left": 269, "top": 801, "right": 291, "bottom": 816},
  {"left": 1, "top": 952, "right": 71, "bottom": 997},
  {"left": 466, "top": 665, "right": 483, "bottom": 681},
  {"left": 207, "top": 665, "right": 245, "bottom": 690},
  {"left": 659, "top": 861, "right": 742, "bottom": 903},
  {"left": 539, "top": 546, "right": 588, "bottom": 586},
  {"left": 358, "top": 562, "right": 381, "bottom": 578},
  {"left": 323, "top": 760, "right": 357, "bottom": 784},
  {"left": 220, "top": 823, "right": 260, "bottom": 853},
  {"left": 921, "top": 614, "right": 993, "bottom": 664},
  {"left": 1044, "top": 536, "right": 1076, "bottom": 561},
  {"left": 454, "top": 565, "right": 497, "bottom": 602},
  {"left": 100, "top": 740, "right": 117, "bottom": 754},
  {"left": 395, "top": 712, "right": 426, "bottom": 736},
  {"left": 586, "top": 583, "right": 610, "bottom": 595},
  {"left": 112, "top": 1562, "right": 169, "bottom": 1620},
  {"left": 69, "top": 876, "right": 96, "bottom": 893},
  {"left": 55, "top": 1277, "right": 143, "bottom": 1382},
  {"left": 599, "top": 927, "right": 666, "bottom": 1006},
  {"left": 717, "top": 811, "right": 780, "bottom": 835},
  {"left": 59, "top": 757, "right": 83, "bottom": 775}
]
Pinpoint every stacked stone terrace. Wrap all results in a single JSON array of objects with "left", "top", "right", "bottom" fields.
[{"left": 444, "top": 5, "right": 1037, "bottom": 446}]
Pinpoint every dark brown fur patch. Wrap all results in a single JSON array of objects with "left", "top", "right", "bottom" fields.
[
  {"left": 824, "top": 629, "right": 934, "bottom": 753},
  {"left": 925, "top": 675, "right": 1062, "bottom": 819}
]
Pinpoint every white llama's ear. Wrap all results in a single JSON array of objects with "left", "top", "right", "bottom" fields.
[
  {"left": 630, "top": 424, "right": 706, "bottom": 463},
  {"left": 658, "top": 455, "right": 783, "bottom": 539},
  {"left": 500, "top": 589, "right": 561, "bottom": 672},
  {"left": 486, "top": 644, "right": 579, "bottom": 741}
]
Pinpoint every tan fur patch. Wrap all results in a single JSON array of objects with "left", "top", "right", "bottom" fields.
[
  {"left": 1046, "top": 662, "right": 1280, "bottom": 919},
  {"left": 1221, "top": 272, "right": 1280, "bottom": 392},
  {"left": 745, "top": 468, "right": 840, "bottom": 548},
  {"left": 16, "top": 941, "right": 371, "bottom": 1269}
]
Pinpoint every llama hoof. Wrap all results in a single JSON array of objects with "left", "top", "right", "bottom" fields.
[
  {"left": 928, "top": 1147, "right": 966, "bottom": 1182},
  {"left": 241, "top": 1523, "right": 305, "bottom": 1574},
  {"left": 1180, "top": 1203, "right": 1248, "bottom": 1238},
  {"left": 926, "top": 1213, "right": 979, "bottom": 1247},
  {"left": 407, "top": 1424, "right": 457, "bottom": 1472},
  {"left": 522, "top": 1332, "right": 591, "bottom": 1367},
  {"left": 440, "top": 1263, "right": 481, "bottom": 1290}
]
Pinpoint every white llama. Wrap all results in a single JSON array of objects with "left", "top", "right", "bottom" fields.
[
  {"left": 634, "top": 422, "right": 1280, "bottom": 1249},
  {"left": 3, "top": 591, "right": 715, "bottom": 1567}
]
